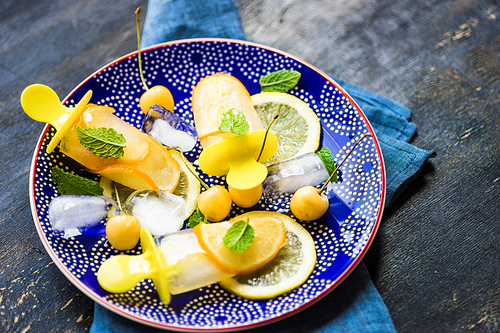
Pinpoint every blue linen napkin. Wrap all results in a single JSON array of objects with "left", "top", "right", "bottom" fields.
[{"left": 90, "top": 0, "right": 435, "bottom": 332}]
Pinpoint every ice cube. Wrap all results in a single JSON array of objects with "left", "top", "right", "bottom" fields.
[
  {"left": 143, "top": 104, "right": 198, "bottom": 151},
  {"left": 48, "top": 195, "right": 118, "bottom": 236},
  {"left": 262, "top": 152, "right": 330, "bottom": 200},
  {"left": 124, "top": 190, "right": 185, "bottom": 237}
]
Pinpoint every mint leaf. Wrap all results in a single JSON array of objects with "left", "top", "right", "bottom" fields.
[
  {"left": 52, "top": 167, "right": 104, "bottom": 196},
  {"left": 259, "top": 69, "right": 301, "bottom": 92},
  {"left": 223, "top": 219, "right": 254, "bottom": 253},
  {"left": 218, "top": 108, "right": 249, "bottom": 135},
  {"left": 317, "top": 147, "right": 338, "bottom": 183},
  {"left": 188, "top": 207, "right": 209, "bottom": 228},
  {"left": 76, "top": 126, "right": 126, "bottom": 159}
]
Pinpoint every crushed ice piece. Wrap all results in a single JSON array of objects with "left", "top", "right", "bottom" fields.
[
  {"left": 63, "top": 228, "right": 82, "bottom": 238},
  {"left": 143, "top": 104, "right": 198, "bottom": 151},
  {"left": 124, "top": 190, "right": 186, "bottom": 237},
  {"left": 262, "top": 152, "right": 330, "bottom": 200},
  {"left": 48, "top": 195, "right": 118, "bottom": 236}
]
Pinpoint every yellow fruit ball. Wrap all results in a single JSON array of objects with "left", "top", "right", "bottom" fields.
[
  {"left": 228, "top": 184, "right": 262, "bottom": 208},
  {"left": 106, "top": 214, "right": 141, "bottom": 250},
  {"left": 198, "top": 185, "right": 232, "bottom": 222},
  {"left": 139, "top": 85, "right": 175, "bottom": 114},
  {"left": 290, "top": 186, "right": 329, "bottom": 221}
]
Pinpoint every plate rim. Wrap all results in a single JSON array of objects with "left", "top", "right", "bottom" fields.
[{"left": 29, "top": 37, "right": 386, "bottom": 331}]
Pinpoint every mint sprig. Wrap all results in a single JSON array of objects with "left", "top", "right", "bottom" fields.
[
  {"left": 218, "top": 108, "right": 250, "bottom": 135},
  {"left": 317, "top": 147, "right": 338, "bottom": 183},
  {"left": 223, "top": 219, "right": 254, "bottom": 253},
  {"left": 259, "top": 69, "right": 301, "bottom": 92},
  {"left": 76, "top": 126, "right": 126, "bottom": 159},
  {"left": 52, "top": 167, "right": 104, "bottom": 196},
  {"left": 188, "top": 207, "right": 209, "bottom": 228}
]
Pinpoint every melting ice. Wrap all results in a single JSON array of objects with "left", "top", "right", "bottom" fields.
[
  {"left": 263, "top": 152, "right": 330, "bottom": 200},
  {"left": 48, "top": 195, "right": 118, "bottom": 237},
  {"left": 143, "top": 104, "right": 198, "bottom": 151},
  {"left": 124, "top": 190, "right": 185, "bottom": 237}
]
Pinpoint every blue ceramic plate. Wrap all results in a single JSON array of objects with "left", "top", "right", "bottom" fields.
[{"left": 29, "top": 38, "right": 386, "bottom": 331}]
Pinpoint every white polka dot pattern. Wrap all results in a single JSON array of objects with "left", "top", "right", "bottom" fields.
[{"left": 30, "top": 39, "right": 385, "bottom": 330}]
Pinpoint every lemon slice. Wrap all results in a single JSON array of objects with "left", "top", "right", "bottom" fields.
[
  {"left": 99, "top": 176, "right": 136, "bottom": 206},
  {"left": 169, "top": 149, "right": 201, "bottom": 219},
  {"left": 219, "top": 211, "right": 316, "bottom": 299},
  {"left": 251, "top": 92, "right": 321, "bottom": 165}
]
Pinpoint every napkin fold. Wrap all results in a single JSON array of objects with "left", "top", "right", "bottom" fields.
[{"left": 90, "top": 0, "right": 435, "bottom": 332}]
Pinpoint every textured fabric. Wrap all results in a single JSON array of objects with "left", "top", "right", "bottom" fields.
[
  {"left": 92, "top": 263, "right": 394, "bottom": 333},
  {"left": 141, "top": 0, "right": 246, "bottom": 47},
  {"left": 91, "top": 0, "right": 435, "bottom": 332}
]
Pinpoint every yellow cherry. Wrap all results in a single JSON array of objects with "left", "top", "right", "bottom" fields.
[
  {"left": 198, "top": 185, "right": 232, "bottom": 222},
  {"left": 105, "top": 214, "right": 141, "bottom": 250},
  {"left": 139, "top": 85, "right": 175, "bottom": 114},
  {"left": 290, "top": 186, "right": 329, "bottom": 221},
  {"left": 228, "top": 184, "right": 262, "bottom": 208}
]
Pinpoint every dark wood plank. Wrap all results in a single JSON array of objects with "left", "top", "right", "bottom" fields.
[
  {"left": 238, "top": 1, "right": 500, "bottom": 331},
  {"left": 1, "top": 0, "right": 499, "bottom": 332},
  {"left": 0, "top": 1, "right": 147, "bottom": 332}
]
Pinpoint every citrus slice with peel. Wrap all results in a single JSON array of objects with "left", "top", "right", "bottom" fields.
[
  {"left": 169, "top": 149, "right": 200, "bottom": 219},
  {"left": 251, "top": 92, "right": 321, "bottom": 165},
  {"left": 99, "top": 176, "right": 136, "bottom": 208},
  {"left": 92, "top": 165, "right": 158, "bottom": 191},
  {"left": 192, "top": 74, "right": 264, "bottom": 148},
  {"left": 193, "top": 212, "right": 287, "bottom": 275},
  {"left": 219, "top": 211, "right": 316, "bottom": 300}
]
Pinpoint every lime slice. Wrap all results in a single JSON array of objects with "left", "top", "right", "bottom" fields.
[
  {"left": 219, "top": 212, "right": 316, "bottom": 299},
  {"left": 251, "top": 92, "right": 321, "bottom": 165},
  {"left": 170, "top": 149, "right": 201, "bottom": 219}
]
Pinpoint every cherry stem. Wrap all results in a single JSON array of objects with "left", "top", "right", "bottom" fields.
[
  {"left": 114, "top": 184, "right": 124, "bottom": 214},
  {"left": 318, "top": 133, "right": 372, "bottom": 193},
  {"left": 257, "top": 114, "right": 279, "bottom": 162},
  {"left": 171, "top": 146, "right": 210, "bottom": 190},
  {"left": 135, "top": 8, "right": 149, "bottom": 91}
]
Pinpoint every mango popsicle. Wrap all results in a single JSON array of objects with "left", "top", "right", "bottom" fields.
[
  {"left": 20, "top": 84, "right": 181, "bottom": 192},
  {"left": 59, "top": 103, "right": 181, "bottom": 192},
  {"left": 97, "top": 228, "right": 233, "bottom": 304},
  {"left": 191, "top": 74, "right": 278, "bottom": 190},
  {"left": 192, "top": 74, "right": 264, "bottom": 148}
]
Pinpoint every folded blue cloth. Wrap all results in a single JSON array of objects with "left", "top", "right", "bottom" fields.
[{"left": 90, "top": 0, "right": 435, "bottom": 332}]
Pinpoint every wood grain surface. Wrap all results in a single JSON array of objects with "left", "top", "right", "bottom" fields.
[{"left": 1, "top": 0, "right": 499, "bottom": 332}]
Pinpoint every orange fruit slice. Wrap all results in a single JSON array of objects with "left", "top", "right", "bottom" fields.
[
  {"left": 193, "top": 213, "right": 287, "bottom": 274},
  {"left": 219, "top": 212, "right": 316, "bottom": 299},
  {"left": 92, "top": 165, "right": 159, "bottom": 191},
  {"left": 191, "top": 74, "right": 264, "bottom": 148}
]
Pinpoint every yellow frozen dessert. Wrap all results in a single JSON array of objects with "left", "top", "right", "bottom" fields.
[
  {"left": 192, "top": 74, "right": 264, "bottom": 148},
  {"left": 59, "top": 103, "right": 181, "bottom": 192},
  {"left": 20, "top": 84, "right": 180, "bottom": 192}
]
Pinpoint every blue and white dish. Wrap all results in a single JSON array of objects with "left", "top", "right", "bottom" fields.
[{"left": 29, "top": 38, "right": 386, "bottom": 331}]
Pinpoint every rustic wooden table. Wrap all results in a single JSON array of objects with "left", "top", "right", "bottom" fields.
[{"left": 1, "top": 0, "right": 499, "bottom": 332}]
